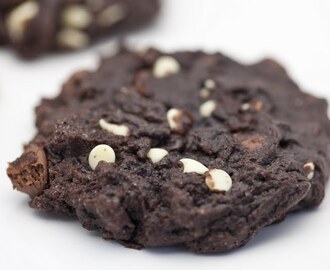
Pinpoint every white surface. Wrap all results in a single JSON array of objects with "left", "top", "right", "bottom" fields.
[{"left": 0, "top": 0, "right": 330, "bottom": 269}]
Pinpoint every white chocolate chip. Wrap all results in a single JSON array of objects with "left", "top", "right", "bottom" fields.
[
  {"left": 205, "top": 169, "right": 232, "bottom": 192},
  {"left": 307, "top": 172, "right": 314, "bottom": 180},
  {"left": 199, "top": 88, "right": 211, "bottom": 99},
  {"left": 180, "top": 158, "right": 208, "bottom": 175},
  {"left": 96, "top": 3, "right": 127, "bottom": 27},
  {"left": 167, "top": 108, "right": 181, "bottom": 132},
  {"left": 5, "top": 1, "right": 39, "bottom": 41},
  {"left": 99, "top": 119, "right": 130, "bottom": 137},
  {"left": 147, "top": 148, "right": 169, "bottom": 163},
  {"left": 303, "top": 162, "right": 315, "bottom": 180},
  {"left": 88, "top": 144, "right": 115, "bottom": 170},
  {"left": 61, "top": 5, "right": 92, "bottom": 29},
  {"left": 153, "top": 56, "right": 180, "bottom": 78},
  {"left": 241, "top": 103, "right": 251, "bottom": 111},
  {"left": 199, "top": 79, "right": 216, "bottom": 99},
  {"left": 57, "top": 28, "right": 90, "bottom": 49},
  {"left": 304, "top": 162, "right": 315, "bottom": 171},
  {"left": 200, "top": 100, "right": 217, "bottom": 117},
  {"left": 204, "top": 79, "right": 216, "bottom": 89},
  {"left": 166, "top": 108, "right": 192, "bottom": 134}
]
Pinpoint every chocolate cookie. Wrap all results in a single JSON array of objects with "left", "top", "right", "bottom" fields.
[
  {"left": 7, "top": 47, "right": 330, "bottom": 253},
  {"left": 0, "top": 0, "right": 159, "bottom": 58}
]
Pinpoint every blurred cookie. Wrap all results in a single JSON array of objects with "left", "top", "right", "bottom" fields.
[{"left": 0, "top": 0, "right": 160, "bottom": 58}]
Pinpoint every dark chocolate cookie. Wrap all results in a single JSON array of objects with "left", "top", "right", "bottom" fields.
[
  {"left": 0, "top": 0, "right": 160, "bottom": 58},
  {"left": 7, "top": 47, "right": 330, "bottom": 253}
]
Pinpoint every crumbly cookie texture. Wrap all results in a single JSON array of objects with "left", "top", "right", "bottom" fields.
[
  {"left": 7, "top": 144, "right": 47, "bottom": 197},
  {"left": 0, "top": 0, "right": 160, "bottom": 58},
  {"left": 7, "top": 48, "right": 330, "bottom": 253}
]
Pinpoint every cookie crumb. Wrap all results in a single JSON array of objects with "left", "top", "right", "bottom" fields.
[
  {"left": 179, "top": 158, "right": 208, "bottom": 175},
  {"left": 88, "top": 144, "right": 116, "bottom": 170},
  {"left": 205, "top": 169, "right": 232, "bottom": 192},
  {"left": 147, "top": 148, "right": 168, "bottom": 163},
  {"left": 166, "top": 108, "right": 192, "bottom": 134},
  {"left": 57, "top": 28, "right": 90, "bottom": 49},
  {"left": 5, "top": 1, "right": 39, "bottom": 41},
  {"left": 200, "top": 100, "right": 217, "bottom": 117},
  {"left": 303, "top": 162, "right": 315, "bottom": 180},
  {"left": 99, "top": 119, "right": 130, "bottom": 137},
  {"left": 153, "top": 56, "right": 180, "bottom": 78},
  {"left": 61, "top": 5, "right": 92, "bottom": 29}
]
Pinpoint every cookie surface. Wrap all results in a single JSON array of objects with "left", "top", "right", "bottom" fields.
[
  {"left": 7, "top": 47, "right": 330, "bottom": 253},
  {"left": 0, "top": 0, "right": 159, "bottom": 58}
]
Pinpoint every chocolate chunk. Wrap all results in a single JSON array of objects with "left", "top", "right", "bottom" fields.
[{"left": 7, "top": 144, "right": 48, "bottom": 198}]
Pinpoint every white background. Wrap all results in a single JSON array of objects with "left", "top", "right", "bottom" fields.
[{"left": 0, "top": 0, "right": 330, "bottom": 269}]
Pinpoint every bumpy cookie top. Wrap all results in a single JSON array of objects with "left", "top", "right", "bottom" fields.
[{"left": 8, "top": 47, "right": 330, "bottom": 253}]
